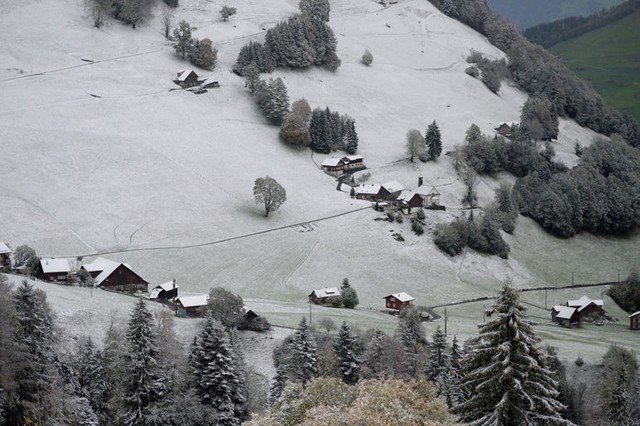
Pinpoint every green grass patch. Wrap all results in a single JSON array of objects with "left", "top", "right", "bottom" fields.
[{"left": 551, "top": 9, "right": 640, "bottom": 123}]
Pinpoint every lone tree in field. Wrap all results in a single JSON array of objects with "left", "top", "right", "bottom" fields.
[
  {"left": 361, "top": 49, "right": 373, "bottom": 66},
  {"left": 253, "top": 176, "right": 286, "bottom": 217},
  {"left": 455, "top": 283, "right": 574, "bottom": 425},
  {"left": 405, "top": 129, "right": 426, "bottom": 162},
  {"left": 220, "top": 5, "right": 237, "bottom": 22},
  {"left": 426, "top": 120, "right": 442, "bottom": 160}
]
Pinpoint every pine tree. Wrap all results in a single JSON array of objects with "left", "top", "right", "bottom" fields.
[
  {"left": 426, "top": 120, "right": 442, "bottom": 160},
  {"left": 121, "top": 298, "right": 165, "bottom": 426},
  {"left": 344, "top": 117, "right": 359, "bottom": 154},
  {"left": 189, "top": 313, "right": 246, "bottom": 425},
  {"left": 399, "top": 308, "right": 426, "bottom": 378},
  {"left": 289, "top": 317, "right": 317, "bottom": 385},
  {"left": 455, "top": 284, "right": 574, "bottom": 425},
  {"left": 299, "top": 0, "right": 331, "bottom": 22},
  {"left": 76, "top": 337, "right": 110, "bottom": 423},
  {"left": 10, "top": 280, "right": 55, "bottom": 424},
  {"left": 309, "top": 108, "right": 330, "bottom": 153},
  {"left": 334, "top": 322, "right": 360, "bottom": 385},
  {"left": 360, "top": 330, "right": 386, "bottom": 379},
  {"left": 261, "top": 78, "right": 289, "bottom": 126},
  {"left": 173, "top": 21, "right": 196, "bottom": 59},
  {"left": 598, "top": 345, "right": 639, "bottom": 425},
  {"left": 425, "top": 327, "right": 448, "bottom": 383},
  {"left": 268, "top": 366, "right": 288, "bottom": 405}
]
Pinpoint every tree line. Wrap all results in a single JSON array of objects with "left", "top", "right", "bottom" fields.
[
  {"left": 524, "top": 0, "right": 640, "bottom": 48},
  {"left": 428, "top": 0, "right": 640, "bottom": 147}
]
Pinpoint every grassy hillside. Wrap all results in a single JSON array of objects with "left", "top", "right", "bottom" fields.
[
  {"left": 487, "top": 0, "right": 625, "bottom": 29},
  {"left": 1, "top": 0, "right": 638, "bottom": 361},
  {"left": 551, "top": 9, "right": 640, "bottom": 123}
]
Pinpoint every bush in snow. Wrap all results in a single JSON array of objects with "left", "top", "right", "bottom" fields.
[{"left": 361, "top": 49, "right": 373, "bottom": 66}]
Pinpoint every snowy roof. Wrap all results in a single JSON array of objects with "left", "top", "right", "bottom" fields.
[
  {"left": 310, "top": 287, "right": 341, "bottom": 298},
  {"left": 342, "top": 155, "right": 363, "bottom": 162},
  {"left": 322, "top": 158, "right": 343, "bottom": 167},
  {"left": 384, "top": 292, "right": 415, "bottom": 302},
  {"left": 0, "top": 242, "right": 11, "bottom": 254},
  {"left": 83, "top": 257, "right": 119, "bottom": 273},
  {"left": 397, "top": 190, "right": 426, "bottom": 201},
  {"left": 553, "top": 305, "right": 577, "bottom": 320},
  {"left": 567, "top": 296, "right": 603, "bottom": 308},
  {"left": 356, "top": 184, "right": 382, "bottom": 195},
  {"left": 427, "top": 186, "right": 440, "bottom": 196},
  {"left": 40, "top": 258, "right": 71, "bottom": 274},
  {"left": 154, "top": 281, "right": 178, "bottom": 292},
  {"left": 177, "top": 294, "right": 208, "bottom": 308},
  {"left": 93, "top": 262, "right": 122, "bottom": 286},
  {"left": 629, "top": 311, "right": 640, "bottom": 318},
  {"left": 176, "top": 69, "right": 197, "bottom": 82},
  {"left": 382, "top": 180, "right": 404, "bottom": 193}
]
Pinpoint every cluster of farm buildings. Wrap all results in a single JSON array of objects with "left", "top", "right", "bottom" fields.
[
  {"left": 320, "top": 155, "right": 444, "bottom": 209},
  {"left": 309, "top": 286, "right": 416, "bottom": 313}
]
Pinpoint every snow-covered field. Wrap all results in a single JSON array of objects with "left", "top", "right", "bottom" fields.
[{"left": 1, "top": 0, "right": 638, "bottom": 362}]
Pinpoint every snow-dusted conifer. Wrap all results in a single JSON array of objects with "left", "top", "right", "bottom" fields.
[
  {"left": 76, "top": 337, "right": 110, "bottom": 423},
  {"left": 334, "top": 322, "right": 360, "bottom": 385},
  {"left": 289, "top": 317, "right": 317, "bottom": 385},
  {"left": 455, "top": 284, "right": 575, "bottom": 425},
  {"left": 598, "top": 345, "right": 639, "bottom": 425},
  {"left": 189, "top": 313, "right": 246, "bottom": 425},
  {"left": 344, "top": 117, "right": 359, "bottom": 154},
  {"left": 299, "top": 0, "right": 330, "bottom": 22},
  {"left": 399, "top": 308, "right": 426, "bottom": 378},
  {"left": 426, "top": 120, "right": 442, "bottom": 160},
  {"left": 425, "top": 326, "right": 448, "bottom": 383},
  {"left": 121, "top": 298, "right": 165, "bottom": 426},
  {"left": 260, "top": 78, "right": 289, "bottom": 126},
  {"left": 309, "top": 108, "right": 330, "bottom": 153}
]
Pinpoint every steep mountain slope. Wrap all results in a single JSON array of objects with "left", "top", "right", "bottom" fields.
[
  {"left": 551, "top": 9, "right": 640, "bottom": 123},
  {"left": 486, "top": 0, "right": 625, "bottom": 30},
  {"left": 1, "top": 0, "right": 637, "bottom": 359}
]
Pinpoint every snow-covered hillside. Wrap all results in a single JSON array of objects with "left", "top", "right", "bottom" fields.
[{"left": 1, "top": 0, "right": 637, "bottom": 359}]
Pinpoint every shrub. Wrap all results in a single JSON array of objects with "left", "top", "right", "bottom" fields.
[
  {"left": 575, "top": 357, "right": 584, "bottom": 367},
  {"left": 385, "top": 209, "right": 395, "bottom": 222},
  {"left": 415, "top": 208, "right": 426, "bottom": 220},
  {"left": 189, "top": 38, "right": 217, "bottom": 69},
  {"left": 465, "top": 65, "right": 479, "bottom": 78},
  {"left": 361, "top": 49, "right": 373, "bottom": 66},
  {"left": 395, "top": 213, "right": 404, "bottom": 223},
  {"left": 411, "top": 220, "right": 424, "bottom": 235},
  {"left": 433, "top": 221, "right": 467, "bottom": 256}
]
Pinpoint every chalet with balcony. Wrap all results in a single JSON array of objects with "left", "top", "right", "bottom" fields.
[
  {"left": 41, "top": 258, "right": 71, "bottom": 283},
  {"left": 384, "top": 292, "right": 415, "bottom": 311},
  {"left": 355, "top": 184, "right": 391, "bottom": 201},
  {"left": 321, "top": 158, "right": 345, "bottom": 176},
  {"left": 630, "top": 311, "right": 640, "bottom": 330}
]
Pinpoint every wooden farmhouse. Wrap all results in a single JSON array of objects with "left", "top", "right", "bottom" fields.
[
  {"left": 567, "top": 296, "right": 606, "bottom": 320},
  {"left": 551, "top": 305, "right": 580, "bottom": 327},
  {"left": 0, "top": 242, "right": 11, "bottom": 268},
  {"left": 342, "top": 155, "right": 365, "bottom": 172},
  {"left": 309, "top": 287, "right": 341, "bottom": 305},
  {"left": 83, "top": 257, "right": 148, "bottom": 292},
  {"left": 495, "top": 123, "right": 513, "bottom": 138},
  {"left": 629, "top": 311, "right": 640, "bottom": 330},
  {"left": 40, "top": 258, "right": 71, "bottom": 283},
  {"left": 384, "top": 292, "right": 415, "bottom": 311},
  {"left": 149, "top": 280, "right": 178, "bottom": 300},
  {"left": 355, "top": 184, "right": 391, "bottom": 201},
  {"left": 175, "top": 294, "right": 208, "bottom": 317},
  {"left": 321, "top": 158, "right": 345, "bottom": 176},
  {"left": 173, "top": 69, "right": 200, "bottom": 88}
]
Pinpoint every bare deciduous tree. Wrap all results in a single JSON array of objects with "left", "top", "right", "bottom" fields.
[{"left": 161, "top": 5, "right": 174, "bottom": 39}]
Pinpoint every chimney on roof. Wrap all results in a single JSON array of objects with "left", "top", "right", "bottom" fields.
[{"left": 418, "top": 175, "right": 423, "bottom": 187}]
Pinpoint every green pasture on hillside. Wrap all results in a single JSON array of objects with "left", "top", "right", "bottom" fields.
[{"left": 551, "top": 10, "right": 640, "bottom": 124}]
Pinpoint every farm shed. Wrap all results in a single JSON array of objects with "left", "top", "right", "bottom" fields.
[
  {"left": 309, "top": 287, "right": 341, "bottom": 305},
  {"left": 174, "top": 69, "right": 200, "bottom": 88},
  {"left": 567, "top": 296, "right": 606, "bottom": 320},
  {"left": 176, "top": 294, "right": 208, "bottom": 317},
  {"left": 551, "top": 305, "right": 580, "bottom": 327},
  {"left": 397, "top": 191, "right": 427, "bottom": 210},
  {"left": 94, "top": 262, "right": 149, "bottom": 293},
  {"left": 149, "top": 280, "right": 178, "bottom": 300},
  {"left": 40, "top": 258, "right": 71, "bottom": 283},
  {"left": 0, "top": 242, "right": 11, "bottom": 268},
  {"left": 630, "top": 311, "right": 640, "bottom": 330},
  {"left": 384, "top": 292, "right": 415, "bottom": 311}
]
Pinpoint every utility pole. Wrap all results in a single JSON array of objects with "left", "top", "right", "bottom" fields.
[
  {"left": 618, "top": 269, "right": 621, "bottom": 284},
  {"left": 309, "top": 301, "right": 312, "bottom": 326},
  {"left": 572, "top": 271, "right": 574, "bottom": 286},
  {"left": 545, "top": 289, "right": 547, "bottom": 310}
]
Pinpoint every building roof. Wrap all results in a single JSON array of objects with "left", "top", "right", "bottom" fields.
[
  {"left": 40, "top": 258, "right": 71, "bottom": 274},
  {"left": 176, "top": 69, "right": 198, "bottom": 82},
  {"left": 397, "top": 190, "right": 427, "bottom": 201},
  {"left": 553, "top": 305, "right": 577, "bottom": 320},
  {"left": 155, "top": 281, "right": 178, "bottom": 292},
  {"left": 83, "top": 257, "right": 119, "bottom": 273},
  {"left": 310, "top": 287, "right": 341, "bottom": 298},
  {"left": 0, "top": 242, "right": 11, "bottom": 254},
  {"left": 629, "top": 311, "right": 640, "bottom": 318},
  {"left": 322, "top": 158, "right": 343, "bottom": 167},
  {"left": 177, "top": 294, "right": 208, "bottom": 308},
  {"left": 382, "top": 180, "right": 404, "bottom": 193},
  {"left": 427, "top": 186, "right": 440, "bottom": 196},
  {"left": 356, "top": 184, "right": 382, "bottom": 195},
  {"left": 342, "top": 155, "right": 363, "bottom": 163},
  {"left": 384, "top": 292, "right": 415, "bottom": 302},
  {"left": 567, "top": 296, "right": 603, "bottom": 308}
]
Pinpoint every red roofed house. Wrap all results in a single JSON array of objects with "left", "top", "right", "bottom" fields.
[
  {"left": 630, "top": 311, "right": 640, "bottom": 330},
  {"left": 384, "top": 292, "right": 415, "bottom": 311},
  {"left": 309, "top": 287, "right": 341, "bottom": 305},
  {"left": 41, "top": 258, "right": 71, "bottom": 283}
]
